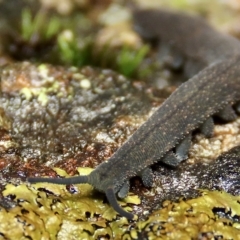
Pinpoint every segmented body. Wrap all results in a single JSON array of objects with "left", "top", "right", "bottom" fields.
[{"left": 28, "top": 9, "right": 240, "bottom": 219}]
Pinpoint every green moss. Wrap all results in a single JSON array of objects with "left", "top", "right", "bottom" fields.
[
  {"left": 20, "top": 7, "right": 151, "bottom": 78},
  {"left": 57, "top": 29, "right": 150, "bottom": 78},
  {"left": 21, "top": 8, "right": 61, "bottom": 42},
  {"left": 57, "top": 30, "right": 93, "bottom": 67},
  {"left": 116, "top": 45, "right": 149, "bottom": 77}
]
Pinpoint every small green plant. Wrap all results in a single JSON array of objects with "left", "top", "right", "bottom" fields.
[
  {"left": 21, "top": 8, "right": 61, "bottom": 43},
  {"left": 57, "top": 30, "right": 93, "bottom": 66},
  {"left": 57, "top": 34, "right": 150, "bottom": 77},
  {"left": 116, "top": 45, "right": 150, "bottom": 77},
  {"left": 20, "top": 8, "right": 150, "bottom": 78}
]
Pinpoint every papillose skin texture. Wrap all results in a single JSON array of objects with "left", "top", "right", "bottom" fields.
[{"left": 28, "top": 9, "right": 240, "bottom": 219}]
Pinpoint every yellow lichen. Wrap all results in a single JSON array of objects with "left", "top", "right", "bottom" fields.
[
  {"left": 0, "top": 168, "right": 139, "bottom": 239},
  {"left": 1, "top": 167, "right": 239, "bottom": 239},
  {"left": 124, "top": 190, "right": 240, "bottom": 240}
]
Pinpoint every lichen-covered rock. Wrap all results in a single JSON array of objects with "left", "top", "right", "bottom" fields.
[
  {"left": 1, "top": 168, "right": 140, "bottom": 239},
  {"left": 123, "top": 190, "right": 240, "bottom": 240},
  {"left": 0, "top": 62, "right": 153, "bottom": 175},
  {"left": 0, "top": 1, "right": 239, "bottom": 239}
]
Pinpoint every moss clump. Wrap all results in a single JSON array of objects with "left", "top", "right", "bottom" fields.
[
  {"left": 57, "top": 30, "right": 93, "bottom": 67},
  {"left": 21, "top": 8, "right": 61, "bottom": 43},
  {"left": 116, "top": 45, "right": 149, "bottom": 77}
]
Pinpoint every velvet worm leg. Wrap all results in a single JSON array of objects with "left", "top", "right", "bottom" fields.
[{"left": 106, "top": 187, "right": 134, "bottom": 219}]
